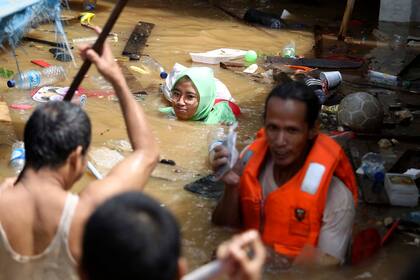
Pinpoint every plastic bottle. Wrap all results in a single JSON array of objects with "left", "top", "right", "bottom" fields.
[
  {"left": 367, "top": 70, "right": 410, "bottom": 88},
  {"left": 83, "top": 0, "right": 96, "bottom": 11},
  {"left": 140, "top": 56, "right": 168, "bottom": 79},
  {"left": 9, "top": 141, "right": 25, "bottom": 175},
  {"left": 7, "top": 66, "right": 66, "bottom": 90},
  {"left": 360, "top": 152, "right": 385, "bottom": 181},
  {"left": 207, "top": 127, "right": 227, "bottom": 164},
  {"left": 282, "top": 41, "right": 296, "bottom": 58},
  {"left": 243, "top": 8, "right": 286, "bottom": 29}
]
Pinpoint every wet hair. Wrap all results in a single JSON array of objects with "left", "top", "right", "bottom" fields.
[
  {"left": 23, "top": 101, "right": 91, "bottom": 170},
  {"left": 81, "top": 192, "right": 181, "bottom": 280},
  {"left": 263, "top": 81, "right": 321, "bottom": 128}
]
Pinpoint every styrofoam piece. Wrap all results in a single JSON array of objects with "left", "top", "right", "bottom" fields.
[
  {"left": 189, "top": 48, "right": 247, "bottom": 64},
  {"left": 243, "top": 64, "right": 258, "bottom": 73}
]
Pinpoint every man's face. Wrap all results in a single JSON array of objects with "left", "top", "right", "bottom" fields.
[{"left": 264, "top": 97, "right": 315, "bottom": 168}]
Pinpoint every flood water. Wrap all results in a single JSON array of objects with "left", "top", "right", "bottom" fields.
[{"left": 0, "top": 0, "right": 419, "bottom": 279}]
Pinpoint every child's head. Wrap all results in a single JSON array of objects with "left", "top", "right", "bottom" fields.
[{"left": 80, "top": 192, "right": 185, "bottom": 280}]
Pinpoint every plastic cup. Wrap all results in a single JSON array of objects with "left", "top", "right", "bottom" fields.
[{"left": 320, "top": 71, "right": 342, "bottom": 89}]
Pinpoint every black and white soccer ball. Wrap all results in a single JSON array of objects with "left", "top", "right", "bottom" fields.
[{"left": 337, "top": 92, "right": 383, "bottom": 132}]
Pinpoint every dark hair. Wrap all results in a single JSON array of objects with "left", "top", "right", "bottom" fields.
[
  {"left": 263, "top": 81, "right": 321, "bottom": 128},
  {"left": 23, "top": 101, "right": 91, "bottom": 170},
  {"left": 81, "top": 192, "right": 181, "bottom": 280}
]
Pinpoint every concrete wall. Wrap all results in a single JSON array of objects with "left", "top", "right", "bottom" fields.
[{"left": 379, "top": 0, "right": 420, "bottom": 22}]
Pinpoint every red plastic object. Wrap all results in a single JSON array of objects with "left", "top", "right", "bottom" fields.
[
  {"left": 351, "top": 228, "right": 381, "bottom": 265},
  {"left": 30, "top": 60, "right": 51, "bottom": 68},
  {"left": 9, "top": 104, "right": 33, "bottom": 110}
]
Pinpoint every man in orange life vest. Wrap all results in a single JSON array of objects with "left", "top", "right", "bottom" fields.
[{"left": 211, "top": 81, "right": 358, "bottom": 266}]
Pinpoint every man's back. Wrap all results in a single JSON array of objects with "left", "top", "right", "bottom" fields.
[{"left": 0, "top": 179, "right": 79, "bottom": 280}]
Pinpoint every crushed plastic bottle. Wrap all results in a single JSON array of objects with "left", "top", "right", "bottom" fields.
[
  {"left": 7, "top": 66, "right": 66, "bottom": 90},
  {"left": 208, "top": 127, "right": 227, "bottom": 164},
  {"left": 140, "top": 56, "right": 168, "bottom": 79},
  {"left": 9, "top": 141, "right": 25, "bottom": 175}
]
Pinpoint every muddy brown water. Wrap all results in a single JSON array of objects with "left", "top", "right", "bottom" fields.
[{"left": 0, "top": 0, "right": 419, "bottom": 279}]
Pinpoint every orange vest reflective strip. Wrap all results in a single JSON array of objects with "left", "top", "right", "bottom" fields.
[{"left": 239, "top": 129, "right": 358, "bottom": 257}]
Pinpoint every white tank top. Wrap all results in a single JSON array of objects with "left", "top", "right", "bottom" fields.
[{"left": 0, "top": 193, "right": 79, "bottom": 280}]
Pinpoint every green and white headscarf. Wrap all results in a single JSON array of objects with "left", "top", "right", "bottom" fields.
[{"left": 159, "top": 67, "right": 236, "bottom": 125}]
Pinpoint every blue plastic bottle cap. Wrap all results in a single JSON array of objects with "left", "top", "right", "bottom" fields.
[
  {"left": 7, "top": 80, "right": 16, "bottom": 88},
  {"left": 160, "top": 72, "right": 168, "bottom": 79}
]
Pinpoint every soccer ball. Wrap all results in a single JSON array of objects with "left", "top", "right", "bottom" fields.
[{"left": 337, "top": 92, "right": 383, "bottom": 132}]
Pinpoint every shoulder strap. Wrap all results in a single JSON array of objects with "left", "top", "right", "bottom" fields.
[{"left": 58, "top": 194, "right": 79, "bottom": 239}]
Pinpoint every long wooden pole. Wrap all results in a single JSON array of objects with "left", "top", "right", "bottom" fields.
[
  {"left": 64, "top": 0, "right": 129, "bottom": 101},
  {"left": 338, "top": 0, "right": 356, "bottom": 40}
]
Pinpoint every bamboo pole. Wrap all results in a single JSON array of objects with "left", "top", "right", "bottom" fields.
[{"left": 338, "top": 0, "right": 356, "bottom": 40}]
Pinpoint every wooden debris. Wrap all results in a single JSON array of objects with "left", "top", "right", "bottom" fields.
[{"left": 122, "top": 21, "right": 155, "bottom": 58}]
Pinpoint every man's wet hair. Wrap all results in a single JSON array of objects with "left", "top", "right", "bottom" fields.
[
  {"left": 24, "top": 101, "right": 91, "bottom": 171},
  {"left": 263, "top": 81, "right": 321, "bottom": 128},
  {"left": 81, "top": 192, "right": 181, "bottom": 280}
]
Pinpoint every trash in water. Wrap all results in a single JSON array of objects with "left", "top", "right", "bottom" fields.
[
  {"left": 385, "top": 173, "right": 418, "bottom": 207},
  {"left": 244, "top": 50, "right": 258, "bottom": 63},
  {"left": 337, "top": 92, "right": 384, "bottom": 132},
  {"left": 282, "top": 41, "right": 296, "bottom": 58},
  {"left": 243, "top": 8, "right": 286, "bottom": 29},
  {"left": 189, "top": 48, "right": 247, "bottom": 64},
  {"left": 243, "top": 64, "right": 258, "bottom": 74}
]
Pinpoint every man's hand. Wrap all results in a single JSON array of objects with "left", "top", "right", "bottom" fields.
[
  {"left": 217, "top": 230, "right": 266, "bottom": 280},
  {"left": 77, "top": 27, "right": 123, "bottom": 85},
  {"left": 211, "top": 145, "right": 240, "bottom": 186}
]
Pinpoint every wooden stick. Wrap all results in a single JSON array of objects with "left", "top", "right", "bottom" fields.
[
  {"left": 63, "top": 0, "right": 128, "bottom": 101},
  {"left": 338, "top": 0, "right": 356, "bottom": 40}
]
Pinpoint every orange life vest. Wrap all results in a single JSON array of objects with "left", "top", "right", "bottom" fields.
[{"left": 239, "top": 129, "right": 358, "bottom": 257}]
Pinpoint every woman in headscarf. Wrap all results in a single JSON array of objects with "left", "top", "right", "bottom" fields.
[{"left": 160, "top": 66, "right": 240, "bottom": 124}]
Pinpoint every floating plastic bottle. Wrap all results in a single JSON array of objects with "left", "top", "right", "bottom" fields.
[
  {"left": 140, "top": 56, "right": 168, "bottom": 79},
  {"left": 7, "top": 66, "right": 66, "bottom": 90},
  {"left": 282, "top": 41, "right": 296, "bottom": 58},
  {"left": 9, "top": 141, "right": 25, "bottom": 175}
]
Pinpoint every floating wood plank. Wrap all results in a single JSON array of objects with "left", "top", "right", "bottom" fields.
[
  {"left": 368, "top": 48, "right": 419, "bottom": 76},
  {"left": 117, "top": 62, "right": 147, "bottom": 94},
  {"left": 0, "top": 101, "right": 17, "bottom": 145},
  {"left": 266, "top": 56, "right": 363, "bottom": 69},
  {"left": 122, "top": 21, "right": 155, "bottom": 57}
]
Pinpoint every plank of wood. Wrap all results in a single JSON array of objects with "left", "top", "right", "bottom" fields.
[
  {"left": 338, "top": 0, "right": 356, "bottom": 40},
  {"left": 122, "top": 21, "right": 155, "bottom": 57},
  {"left": 0, "top": 101, "right": 17, "bottom": 145},
  {"left": 117, "top": 62, "right": 147, "bottom": 94},
  {"left": 266, "top": 56, "right": 363, "bottom": 69},
  {"left": 0, "top": 102, "right": 11, "bottom": 123}
]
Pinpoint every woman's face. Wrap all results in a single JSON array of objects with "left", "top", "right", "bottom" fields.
[{"left": 171, "top": 80, "right": 200, "bottom": 120}]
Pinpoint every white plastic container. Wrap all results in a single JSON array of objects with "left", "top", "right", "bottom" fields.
[
  {"left": 320, "top": 71, "right": 342, "bottom": 89},
  {"left": 189, "top": 48, "right": 247, "bottom": 64},
  {"left": 385, "top": 173, "right": 418, "bottom": 207}
]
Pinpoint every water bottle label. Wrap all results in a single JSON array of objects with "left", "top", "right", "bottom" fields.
[
  {"left": 10, "top": 148, "right": 25, "bottom": 161},
  {"left": 27, "top": 71, "right": 41, "bottom": 88}
]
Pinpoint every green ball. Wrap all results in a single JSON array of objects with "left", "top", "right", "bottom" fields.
[{"left": 244, "top": 50, "right": 257, "bottom": 63}]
